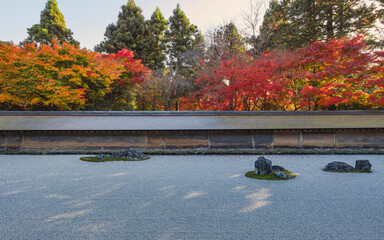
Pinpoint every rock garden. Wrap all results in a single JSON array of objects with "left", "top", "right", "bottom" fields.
[
  {"left": 323, "top": 160, "right": 372, "bottom": 173},
  {"left": 246, "top": 156, "right": 374, "bottom": 180},
  {"left": 245, "top": 156, "right": 297, "bottom": 180}
]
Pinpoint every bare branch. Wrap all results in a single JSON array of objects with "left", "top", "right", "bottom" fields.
[{"left": 240, "top": 0, "right": 269, "bottom": 38}]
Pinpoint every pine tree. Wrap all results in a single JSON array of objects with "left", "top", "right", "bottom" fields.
[
  {"left": 95, "top": 0, "right": 149, "bottom": 63},
  {"left": 22, "top": 0, "right": 78, "bottom": 46},
  {"left": 165, "top": 4, "right": 201, "bottom": 76},
  {"left": 256, "top": 0, "right": 293, "bottom": 52},
  {"left": 207, "top": 22, "right": 246, "bottom": 59},
  {"left": 144, "top": 7, "right": 168, "bottom": 70},
  {"left": 308, "top": 0, "right": 379, "bottom": 41},
  {"left": 161, "top": 4, "right": 204, "bottom": 110},
  {"left": 290, "top": 0, "right": 320, "bottom": 45},
  {"left": 257, "top": 0, "right": 382, "bottom": 51}
]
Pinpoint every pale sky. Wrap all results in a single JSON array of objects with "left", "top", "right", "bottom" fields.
[{"left": 0, "top": 0, "right": 265, "bottom": 49}]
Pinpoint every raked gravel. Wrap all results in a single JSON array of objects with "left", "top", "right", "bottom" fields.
[{"left": 0, "top": 155, "right": 383, "bottom": 240}]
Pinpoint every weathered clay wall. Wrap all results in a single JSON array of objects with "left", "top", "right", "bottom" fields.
[
  {"left": 1, "top": 129, "right": 384, "bottom": 154},
  {"left": 1, "top": 111, "right": 384, "bottom": 154}
]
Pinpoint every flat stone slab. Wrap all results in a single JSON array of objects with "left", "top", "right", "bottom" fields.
[{"left": 0, "top": 155, "right": 383, "bottom": 239}]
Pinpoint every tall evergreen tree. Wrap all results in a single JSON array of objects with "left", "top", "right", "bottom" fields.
[
  {"left": 207, "top": 22, "right": 247, "bottom": 59},
  {"left": 289, "top": 0, "right": 320, "bottom": 45},
  {"left": 95, "top": 0, "right": 149, "bottom": 64},
  {"left": 328, "top": 0, "right": 378, "bottom": 40},
  {"left": 255, "top": 0, "right": 293, "bottom": 52},
  {"left": 161, "top": 4, "right": 204, "bottom": 110},
  {"left": 165, "top": 4, "right": 201, "bottom": 76},
  {"left": 303, "top": 0, "right": 379, "bottom": 41},
  {"left": 22, "top": 0, "right": 78, "bottom": 46},
  {"left": 257, "top": 0, "right": 382, "bottom": 51},
  {"left": 144, "top": 7, "right": 168, "bottom": 70}
]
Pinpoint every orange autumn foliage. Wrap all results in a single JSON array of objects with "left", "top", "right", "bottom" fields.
[
  {"left": 1, "top": 36, "right": 383, "bottom": 112},
  {"left": 0, "top": 41, "right": 148, "bottom": 110}
]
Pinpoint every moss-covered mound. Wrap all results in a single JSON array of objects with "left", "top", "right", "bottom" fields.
[
  {"left": 80, "top": 156, "right": 150, "bottom": 162},
  {"left": 245, "top": 170, "right": 297, "bottom": 180},
  {"left": 322, "top": 169, "right": 372, "bottom": 173}
]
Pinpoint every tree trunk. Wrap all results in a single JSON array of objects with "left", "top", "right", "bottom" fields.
[{"left": 326, "top": 5, "right": 334, "bottom": 40}]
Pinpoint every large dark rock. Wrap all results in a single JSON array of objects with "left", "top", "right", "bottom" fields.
[
  {"left": 254, "top": 156, "right": 272, "bottom": 175},
  {"left": 355, "top": 160, "right": 372, "bottom": 171},
  {"left": 324, "top": 161, "right": 354, "bottom": 172},
  {"left": 272, "top": 165, "right": 287, "bottom": 171},
  {"left": 109, "top": 150, "right": 146, "bottom": 160}
]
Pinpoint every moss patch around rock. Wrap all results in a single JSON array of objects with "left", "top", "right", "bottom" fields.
[
  {"left": 322, "top": 169, "right": 372, "bottom": 173},
  {"left": 80, "top": 156, "right": 150, "bottom": 162},
  {"left": 245, "top": 170, "right": 297, "bottom": 180}
]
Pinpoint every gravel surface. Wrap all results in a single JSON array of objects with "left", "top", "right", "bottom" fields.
[{"left": 0, "top": 155, "right": 383, "bottom": 240}]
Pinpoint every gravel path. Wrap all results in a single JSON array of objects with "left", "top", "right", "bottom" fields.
[{"left": 1, "top": 155, "right": 383, "bottom": 240}]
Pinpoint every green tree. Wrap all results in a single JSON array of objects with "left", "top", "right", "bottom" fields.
[
  {"left": 144, "top": 7, "right": 168, "bottom": 70},
  {"left": 163, "top": 4, "right": 205, "bottom": 110},
  {"left": 207, "top": 22, "right": 246, "bottom": 59},
  {"left": 257, "top": 0, "right": 382, "bottom": 52},
  {"left": 293, "top": 0, "right": 380, "bottom": 42},
  {"left": 255, "top": 0, "right": 293, "bottom": 52},
  {"left": 0, "top": 41, "right": 11, "bottom": 46},
  {"left": 321, "top": 0, "right": 379, "bottom": 40},
  {"left": 22, "top": 0, "right": 78, "bottom": 46},
  {"left": 165, "top": 4, "right": 201, "bottom": 77},
  {"left": 95, "top": 0, "right": 150, "bottom": 65}
]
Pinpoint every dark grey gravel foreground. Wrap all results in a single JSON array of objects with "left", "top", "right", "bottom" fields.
[{"left": 1, "top": 155, "right": 383, "bottom": 240}]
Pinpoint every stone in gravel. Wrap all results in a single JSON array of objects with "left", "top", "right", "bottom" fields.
[
  {"left": 255, "top": 156, "right": 272, "bottom": 175},
  {"left": 109, "top": 149, "right": 146, "bottom": 160},
  {"left": 324, "top": 161, "right": 354, "bottom": 172},
  {"left": 355, "top": 160, "right": 372, "bottom": 171},
  {"left": 275, "top": 171, "right": 287, "bottom": 179},
  {"left": 272, "top": 165, "right": 287, "bottom": 171}
]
